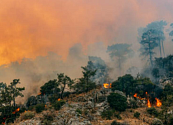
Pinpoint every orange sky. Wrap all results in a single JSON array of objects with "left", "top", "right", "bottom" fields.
[{"left": 0, "top": 0, "right": 173, "bottom": 66}]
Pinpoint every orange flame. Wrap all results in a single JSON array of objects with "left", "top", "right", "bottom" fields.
[
  {"left": 38, "top": 92, "right": 41, "bottom": 95},
  {"left": 155, "top": 98, "right": 162, "bottom": 107},
  {"left": 147, "top": 99, "right": 151, "bottom": 108},
  {"left": 12, "top": 108, "right": 20, "bottom": 114},
  {"left": 103, "top": 83, "right": 111, "bottom": 89},
  {"left": 58, "top": 98, "right": 61, "bottom": 101},
  {"left": 133, "top": 93, "right": 145, "bottom": 100}
]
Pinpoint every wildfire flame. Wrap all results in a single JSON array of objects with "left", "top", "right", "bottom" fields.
[
  {"left": 147, "top": 99, "right": 151, "bottom": 108},
  {"left": 155, "top": 98, "right": 162, "bottom": 107},
  {"left": 38, "top": 92, "right": 41, "bottom": 95},
  {"left": 58, "top": 98, "right": 61, "bottom": 101},
  {"left": 133, "top": 93, "right": 145, "bottom": 100},
  {"left": 12, "top": 108, "right": 20, "bottom": 114},
  {"left": 103, "top": 83, "right": 111, "bottom": 89}
]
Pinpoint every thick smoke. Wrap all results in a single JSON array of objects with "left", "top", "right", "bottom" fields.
[{"left": 0, "top": 1, "right": 173, "bottom": 101}]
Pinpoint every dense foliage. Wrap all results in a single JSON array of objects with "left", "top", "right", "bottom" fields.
[{"left": 107, "top": 93, "right": 127, "bottom": 111}]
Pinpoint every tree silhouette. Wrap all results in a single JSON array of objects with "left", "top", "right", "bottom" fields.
[
  {"left": 57, "top": 73, "right": 73, "bottom": 99},
  {"left": 107, "top": 43, "right": 134, "bottom": 74}
]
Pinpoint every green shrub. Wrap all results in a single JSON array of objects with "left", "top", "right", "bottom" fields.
[
  {"left": 76, "top": 108, "right": 82, "bottom": 114},
  {"left": 107, "top": 93, "right": 127, "bottom": 111},
  {"left": 129, "top": 99, "right": 138, "bottom": 109},
  {"left": 35, "top": 104, "right": 45, "bottom": 113},
  {"left": 101, "top": 110, "right": 114, "bottom": 120},
  {"left": 22, "top": 111, "right": 35, "bottom": 120},
  {"left": 147, "top": 107, "right": 159, "bottom": 117},
  {"left": 111, "top": 120, "right": 122, "bottom": 125},
  {"left": 114, "top": 113, "right": 122, "bottom": 120},
  {"left": 169, "top": 117, "right": 173, "bottom": 125},
  {"left": 97, "top": 96, "right": 106, "bottom": 103},
  {"left": 52, "top": 100, "right": 65, "bottom": 110},
  {"left": 134, "top": 112, "right": 140, "bottom": 118},
  {"left": 41, "top": 111, "right": 55, "bottom": 125},
  {"left": 152, "top": 118, "right": 163, "bottom": 125},
  {"left": 28, "top": 106, "right": 35, "bottom": 111}
]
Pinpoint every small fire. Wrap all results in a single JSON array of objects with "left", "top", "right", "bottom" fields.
[
  {"left": 12, "top": 108, "right": 20, "bottom": 114},
  {"left": 103, "top": 83, "right": 111, "bottom": 89},
  {"left": 155, "top": 98, "right": 162, "bottom": 107},
  {"left": 45, "top": 105, "right": 47, "bottom": 108},
  {"left": 133, "top": 93, "right": 145, "bottom": 100},
  {"left": 2, "top": 122, "right": 5, "bottom": 124},
  {"left": 38, "top": 92, "right": 41, "bottom": 95},
  {"left": 147, "top": 99, "right": 151, "bottom": 108},
  {"left": 57, "top": 98, "right": 61, "bottom": 101}
]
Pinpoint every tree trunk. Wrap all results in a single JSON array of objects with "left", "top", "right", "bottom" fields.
[
  {"left": 148, "top": 42, "right": 153, "bottom": 67},
  {"left": 158, "top": 40, "right": 162, "bottom": 57},
  {"left": 161, "top": 40, "right": 165, "bottom": 57},
  {"left": 61, "top": 82, "right": 66, "bottom": 99}
]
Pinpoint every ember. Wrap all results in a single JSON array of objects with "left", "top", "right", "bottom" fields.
[{"left": 58, "top": 98, "right": 61, "bottom": 101}]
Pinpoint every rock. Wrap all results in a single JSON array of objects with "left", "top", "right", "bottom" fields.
[{"left": 151, "top": 118, "right": 163, "bottom": 125}]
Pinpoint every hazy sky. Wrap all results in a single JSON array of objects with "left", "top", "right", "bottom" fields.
[{"left": 0, "top": 0, "right": 173, "bottom": 65}]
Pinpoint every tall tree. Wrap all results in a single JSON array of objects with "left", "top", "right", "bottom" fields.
[
  {"left": 74, "top": 67, "right": 96, "bottom": 93},
  {"left": 9, "top": 79, "right": 25, "bottom": 106},
  {"left": 40, "top": 79, "right": 60, "bottom": 95},
  {"left": 0, "top": 83, "right": 12, "bottom": 106},
  {"left": 86, "top": 56, "right": 109, "bottom": 84},
  {"left": 57, "top": 73, "right": 73, "bottom": 99},
  {"left": 139, "top": 29, "right": 158, "bottom": 67},
  {"left": 169, "top": 23, "right": 173, "bottom": 42},
  {"left": 145, "top": 21, "right": 167, "bottom": 57},
  {"left": 107, "top": 43, "right": 134, "bottom": 74},
  {"left": 81, "top": 66, "right": 96, "bottom": 92}
]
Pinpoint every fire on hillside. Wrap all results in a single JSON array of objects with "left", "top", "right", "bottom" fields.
[
  {"left": 133, "top": 92, "right": 162, "bottom": 108},
  {"left": 103, "top": 83, "right": 112, "bottom": 89}
]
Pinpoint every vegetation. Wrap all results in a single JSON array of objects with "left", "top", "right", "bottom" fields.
[
  {"left": 107, "top": 93, "right": 127, "bottom": 111},
  {"left": 21, "top": 111, "right": 35, "bottom": 120},
  {"left": 147, "top": 107, "right": 159, "bottom": 117},
  {"left": 52, "top": 100, "right": 65, "bottom": 110},
  {"left": 74, "top": 66, "right": 96, "bottom": 93},
  {"left": 76, "top": 108, "right": 82, "bottom": 114},
  {"left": 134, "top": 112, "right": 140, "bottom": 118},
  {"left": 40, "top": 79, "right": 60, "bottom": 95},
  {"left": 111, "top": 120, "right": 122, "bottom": 125},
  {"left": 101, "top": 109, "right": 114, "bottom": 120},
  {"left": 107, "top": 44, "right": 134, "bottom": 74},
  {"left": 35, "top": 104, "right": 45, "bottom": 113}
]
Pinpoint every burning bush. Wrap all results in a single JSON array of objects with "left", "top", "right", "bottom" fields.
[{"left": 107, "top": 93, "right": 127, "bottom": 112}]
